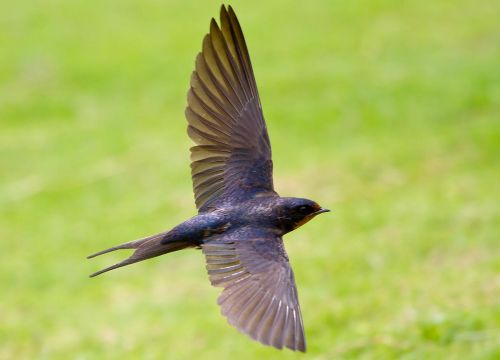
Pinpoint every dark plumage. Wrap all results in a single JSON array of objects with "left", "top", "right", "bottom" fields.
[{"left": 88, "top": 5, "right": 329, "bottom": 352}]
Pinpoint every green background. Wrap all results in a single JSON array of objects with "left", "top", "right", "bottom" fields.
[{"left": 1, "top": 0, "right": 499, "bottom": 358}]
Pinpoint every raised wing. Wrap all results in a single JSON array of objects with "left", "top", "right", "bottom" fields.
[
  {"left": 202, "top": 226, "right": 306, "bottom": 352},
  {"left": 187, "top": 5, "right": 276, "bottom": 212}
]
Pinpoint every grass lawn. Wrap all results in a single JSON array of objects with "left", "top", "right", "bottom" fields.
[{"left": 1, "top": 0, "right": 499, "bottom": 358}]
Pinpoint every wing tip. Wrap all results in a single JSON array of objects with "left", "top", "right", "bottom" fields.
[
  {"left": 220, "top": 4, "right": 228, "bottom": 15},
  {"left": 210, "top": 17, "right": 219, "bottom": 31}
]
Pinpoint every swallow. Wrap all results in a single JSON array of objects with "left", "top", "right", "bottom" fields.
[{"left": 88, "top": 5, "right": 329, "bottom": 352}]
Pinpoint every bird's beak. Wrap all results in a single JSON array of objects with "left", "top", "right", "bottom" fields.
[{"left": 315, "top": 208, "right": 330, "bottom": 215}]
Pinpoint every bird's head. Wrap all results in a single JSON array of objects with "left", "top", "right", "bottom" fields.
[{"left": 277, "top": 197, "right": 330, "bottom": 233}]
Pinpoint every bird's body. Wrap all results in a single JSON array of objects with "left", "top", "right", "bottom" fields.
[
  {"left": 89, "top": 196, "right": 325, "bottom": 276},
  {"left": 89, "top": 5, "right": 329, "bottom": 352}
]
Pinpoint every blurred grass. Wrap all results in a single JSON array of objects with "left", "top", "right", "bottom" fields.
[{"left": 1, "top": 0, "right": 499, "bottom": 358}]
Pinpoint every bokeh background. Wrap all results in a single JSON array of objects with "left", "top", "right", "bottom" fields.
[{"left": 1, "top": 0, "right": 499, "bottom": 358}]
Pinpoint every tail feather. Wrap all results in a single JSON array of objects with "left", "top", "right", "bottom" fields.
[{"left": 88, "top": 231, "right": 191, "bottom": 277}]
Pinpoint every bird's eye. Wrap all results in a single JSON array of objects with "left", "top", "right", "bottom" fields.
[{"left": 298, "top": 205, "right": 310, "bottom": 214}]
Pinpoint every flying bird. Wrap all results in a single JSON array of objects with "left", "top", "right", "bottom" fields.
[{"left": 88, "top": 5, "right": 329, "bottom": 352}]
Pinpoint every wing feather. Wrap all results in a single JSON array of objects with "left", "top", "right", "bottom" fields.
[
  {"left": 202, "top": 227, "right": 306, "bottom": 352},
  {"left": 187, "top": 5, "right": 276, "bottom": 212}
]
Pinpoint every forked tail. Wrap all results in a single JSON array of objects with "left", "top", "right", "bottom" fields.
[{"left": 87, "top": 231, "right": 192, "bottom": 277}]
